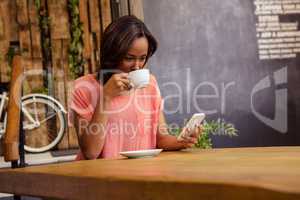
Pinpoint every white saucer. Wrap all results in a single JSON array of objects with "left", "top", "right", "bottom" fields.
[{"left": 119, "top": 149, "right": 163, "bottom": 159}]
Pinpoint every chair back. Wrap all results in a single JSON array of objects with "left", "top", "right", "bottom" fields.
[{"left": 3, "top": 55, "right": 24, "bottom": 162}]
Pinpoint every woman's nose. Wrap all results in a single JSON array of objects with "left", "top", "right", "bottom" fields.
[{"left": 132, "top": 60, "right": 143, "bottom": 70}]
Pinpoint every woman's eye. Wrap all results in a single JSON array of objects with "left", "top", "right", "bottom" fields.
[
  {"left": 124, "top": 57, "right": 135, "bottom": 61},
  {"left": 124, "top": 56, "right": 147, "bottom": 62}
]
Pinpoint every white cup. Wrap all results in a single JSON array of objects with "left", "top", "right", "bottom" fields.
[{"left": 128, "top": 69, "right": 150, "bottom": 89}]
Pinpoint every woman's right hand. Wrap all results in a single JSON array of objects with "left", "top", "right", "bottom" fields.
[{"left": 103, "top": 73, "right": 132, "bottom": 100}]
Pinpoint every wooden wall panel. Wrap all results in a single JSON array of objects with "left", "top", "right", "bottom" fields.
[
  {"left": 129, "top": 0, "right": 144, "bottom": 20},
  {"left": 62, "top": 38, "right": 80, "bottom": 148},
  {"left": 29, "top": 26, "right": 42, "bottom": 59},
  {"left": 31, "top": 60, "right": 44, "bottom": 90},
  {"left": 22, "top": 59, "right": 44, "bottom": 94},
  {"left": 119, "top": 0, "right": 129, "bottom": 17},
  {"left": 0, "top": 12, "right": 3, "bottom": 40},
  {"left": 0, "top": 0, "right": 11, "bottom": 82},
  {"left": 89, "top": 0, "right": 101, "bottom": 73},
  {"left": 16, "top": 0, "right": 29, "bottom": 26},
  {"left": 22, "top": 58, "right": 44, "bottom": 157},
  {"left": 79, "top": 0, "right": 92, "bottom": 75},
  {"left": 28, "top": 0, "right": 42, "bottom": 59},
  {"left": 79, "top": 0, "right": 91, "bottom": 59},
  {"left": 0, "top": 0, "right": 10, "bottom": 41},
  {"left": 90, "top": 33, "right": 98, "bottom": 73},
  {"left": 101, "top": 0, "right": 112, "bottom": 30},
  {"left": 89, "top": 0, "right": 101, "bottom": 34},
  {"left": 8, "top": 0, "right": 19, "bottom": 42},
  {"left": 66, "top": 80, "right": 78, "bottom": 148},
  {"left": 51, "top": 40, "right": 69, "bottom": 149},
  {"left": 17, "top": 0, "right": 31, "bottom": 59},
  {"left": 18, "top": 28, "right": 31, "bottom": 58},
  {"left": 47, "top": 0, "right": 70, "bottom": 40},
  {"left": 21, "top": 0, "right": 43, "bottom": 100},
  {"left": 0, "top": 62, "right": 10, "bottom": 83},
  {"left": 47, "top": 0, "right": 75, "bottom": 150}
]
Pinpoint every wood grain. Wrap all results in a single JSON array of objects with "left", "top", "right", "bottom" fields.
[
  {"left": 47, "top": 0, "right": 70, "bottom": 40},
  {"left": 66, "top": 80, "right": 79, "bottom": 148},
  {"left": 8, "top": 0, "right": 19, "bottom": 41},
  {"left": 129, "top": 0, "right": 144, "bottom": 20},
  {"left": 0, "top": 147, "right": 300, "bottom": 199},
  {"left": 22, "top": 59, "right": 49, "bottom": 150},
  {"left": 3, "top": 56, "right": 23, "bottom": 162},
  {"left": 88, "top": 0, "right": 101, "bottom": 34},
  {"left": 88, "top": 0, "right": 101, "bottom": 73},
  {"left": 0, "top": 0, "right": 11, "bottom": 82},
  {"left": 79, "top": 0, "right": 91, "bottom": 60},
  {"left": 16, "top": 0, "right": 29, "bottom": 26},
  {"left": 22, "top": 58, "right": 43, "bottom": 94},
  {"left": 52, "top": 39, "right": 69, "bottom": 150},
  {"left": 17, "top": 0, "right": 31, "bottom": 59},
  {"left": 28, "top": 0, "right": 42, "bottom": 59},
  {"left": 100, "top": 0, "right": 112, "bottom": 31},
  {"left": 89, "top": 33, "right": 98, "bottom": 73},
  {"left": 119, "top": 0, "right": 129, "bottom": 17},
  {"left": 29, "top": 26, "right": 42, "bottom": 59}
]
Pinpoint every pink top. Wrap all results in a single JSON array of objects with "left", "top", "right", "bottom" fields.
[{"left": 68, "top": 74, "right": 162, "bottom": 159}]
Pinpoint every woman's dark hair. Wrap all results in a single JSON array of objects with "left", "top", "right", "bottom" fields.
[{"left": 99, "top": 15, "right": 158, "bottom": 83}]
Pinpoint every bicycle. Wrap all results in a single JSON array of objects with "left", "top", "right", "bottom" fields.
[{"left": 0, "top": 88, "right": 67, "bottom": 153}]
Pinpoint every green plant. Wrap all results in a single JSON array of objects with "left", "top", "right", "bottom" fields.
[
  {"left": 34, "top": 0, "right": 53, "bottom": 96},
  {"left": 34, "top": 0, "right": 51, "bottom": 55},
  {"left": 34, "top": 0, "right": 41, "bottom": 9},
  {"left": 6, "top": 47, "right": 15, "bottom": 67},
  {"left": 5, "top": 42, "right": 29, "bottom": 78},
  {"left": 68, "top": 0, "right": 85, "bottom": 78},
  {"left": 169, "top": 118, "right": 238, "bottom": 149},
  {"left": 31, "top": 87, "right": 49, "bottom": 95}
]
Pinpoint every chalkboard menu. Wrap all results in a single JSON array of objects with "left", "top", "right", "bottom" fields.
[{"left": 143, "top": 0, "right": 300, "bottom": 147}]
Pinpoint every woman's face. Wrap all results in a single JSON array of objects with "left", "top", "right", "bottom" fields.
[{"left": 118, "top": 37, "right": 149, "bottom": 73}]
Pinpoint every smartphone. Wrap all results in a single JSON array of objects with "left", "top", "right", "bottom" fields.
[{"left": 177, "top": 113, "right": 206, "bottom": 140}]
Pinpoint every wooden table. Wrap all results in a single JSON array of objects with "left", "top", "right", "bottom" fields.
[{"left": 0, "top": 147, "right": 300, "bottom": 200}]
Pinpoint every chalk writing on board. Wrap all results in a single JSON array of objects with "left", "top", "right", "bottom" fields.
[{"left": 254, "top": 0, "right": 300, "bottom": 60}]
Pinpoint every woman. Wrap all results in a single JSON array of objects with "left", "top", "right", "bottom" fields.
[{"left": 69, "top": 15, "right": 202, "bottom": 160}]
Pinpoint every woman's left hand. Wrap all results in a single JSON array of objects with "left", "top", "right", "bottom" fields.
[{"left": 178, "top": 125, "right": 203, "bottom": 148}]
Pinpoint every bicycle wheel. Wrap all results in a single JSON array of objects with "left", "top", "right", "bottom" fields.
[
  {"left": 21, "top": 96, "right": 66, "bottom": 153},
  {"left": 0, "top": 93, "right": 8, "bottom": 139}
]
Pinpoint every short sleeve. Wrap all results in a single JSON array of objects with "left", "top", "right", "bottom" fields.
[
  {"left": 68, "top": 75, "right": 100, "bottom": 126},
  {"left": 150, "top": 74, "right": 164, "bottom": 112}
]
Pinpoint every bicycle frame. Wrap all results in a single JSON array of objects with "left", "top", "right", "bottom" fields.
[
  {"left": 0, "top": 92, "right": 8, "bottom": 136},
  {"left": 0, "top": 92, "right": 7, "bottom": 119}
]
